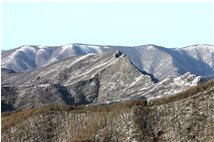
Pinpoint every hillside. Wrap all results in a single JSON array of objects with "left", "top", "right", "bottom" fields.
[
  {"left": 1, "top": 51, "right": 205, "bottom": 111},
  {"left": 2, "top": 81, "right": 214, "bottom": 142},
  {"left": 2, "top": 44, "right": 214, "bottom": 80},
  {"left": 1, "top": 43, "right": 213, "bottom": 142}
]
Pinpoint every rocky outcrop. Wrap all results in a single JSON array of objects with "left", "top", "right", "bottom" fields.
[
  {"left": 1, "top": 51, "right": 206, "bottom": 111},
  {"left": 2, "top": 81, "right": 214, "bottom": 142}
]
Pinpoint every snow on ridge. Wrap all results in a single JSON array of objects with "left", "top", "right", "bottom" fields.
[
  {"left": 184, "top": 44, "right": 214, "bottom": 51},
  {"left": 77, "top": 44, "right": 111, "bottom": 54},
  {"left": 38, "top": 84, "right": 50, "bottom": 87},
  {"left": 45, "top": 58, "right": 58, "bottom": 65},
  {"left": 61, "top": 44, "right": 105, "bottom": 54},
  {"left": 103, "top": 46, "right": 111, "bottom": 49},
  {"left": 61, "top": 44, "right": 73, "bottom": 52},
  {"left": 36, "top": 48, "right": 47, "bottom": 56},
  {"left": 78, "top": 45, "right": 92, "bottom": 53},
  {"left": 58, "top": 44, "right": 75, "bottom": 58},
  {"left": 77, "top": 45, "right": 98, "bottom": 53},
  {"left": 38, "top": 45, "right": 47, "bottom": 49},
  {"left": 88, "top": 45, "right": 103, "bottom": 53},
  {"left": 65, "top": 53, "right": 95, "bottom": 67},
  {"left": 129, "top": 75, "right": 144, "bottom": 87},
  {"left": 191, "top": 76, "right": 201, "bottom": 85},
  {"left": 173, "top": 72, "right": 200, "bottom": 86},
  {"left": 183, "top": 45, "right": 214, "bottom": 68},
  {"left": 2, "top": 43, "right": 214, "bottom": 78},
  {"left": 147, "top": 45, "right": 155, "bottom": 50},
  {"left": 7, "top": 46, "right": 36, "bottom": 62},
  {"left": 17, "top": 46, "right": 36, "bottom": 54},
  {"left": 65, "top": 57, "right": 118, "bottom": 85},
  {"left": 146, "top": 72, "right": 203, "bottom": 99}
]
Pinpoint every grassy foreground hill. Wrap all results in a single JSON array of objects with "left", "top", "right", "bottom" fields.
[{"left": 2, "top": 81, "right": 214, "bottom": 142}]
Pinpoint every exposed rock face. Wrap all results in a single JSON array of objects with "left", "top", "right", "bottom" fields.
[
  {"left": 1, "top": 51, "right": 151, "bottom": 110},
  {"left": 1, "top": 68, "right": 17, "bottom": 84},
  {"left": 114, "top": 50, "right": 124, "bottom": 58},
  {"left": 1, "top": 51, "right": 205, "bottom": 111},
  {"left": 2, "top": 82, "right": 214, "bottom": 142}
]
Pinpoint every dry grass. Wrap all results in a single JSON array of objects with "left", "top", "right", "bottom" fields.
[
  {"left": 2, "top": 100, "right": 146, "bottom": 132},
  {"left": 76, "top": 99, "right": 147, "bottom": 112},
  {"left": 1, "top": 105, "right": 73, "bottom": 131},
  {"left": 69, "top": 100, "right": 147, "bottom": 141},
  {"left": 2, "top": 81, "right": 213, "bottom": 133},
  {"left": 70, "top": 112, "right": 109, "bottom": 142}
]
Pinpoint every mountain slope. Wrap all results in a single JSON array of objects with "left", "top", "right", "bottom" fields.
[
  {"left": 182, "top": 44, "right": 214, "bottom": 75},
  {"left": 2, "top": 81, "right": 214, "bottom": 142},
  {"left": 114, "top": 44, "right": 214, "bottom": 80},
  {"left": 1, "top": 51, "right": 205, "bottom": 111},
  {"left": 1, "top": 44, "right": 111, "bottom": 72},
  {"left": 2, "top": 43, "right": 213, "bottom": 80}
]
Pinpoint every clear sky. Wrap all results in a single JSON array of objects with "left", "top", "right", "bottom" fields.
[{"left": 2, "top": 2, "right": 214, "bottom": 50}]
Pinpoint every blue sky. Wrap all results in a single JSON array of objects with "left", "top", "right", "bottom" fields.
[{"left": 2, "top": 2, "right": 214, "bottom": 50}]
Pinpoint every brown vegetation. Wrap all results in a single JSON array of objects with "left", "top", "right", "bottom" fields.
[
  {"left": 2, "top": 81, "right": 213, "bottom": 135},
  {"left": 70, "top": 112, "right": 109, "bottom": 142},
  {"left": 1, "top": 100, "right": 146, "bottom": 132}
]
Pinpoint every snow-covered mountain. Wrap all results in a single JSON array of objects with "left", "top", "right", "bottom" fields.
[
  {"left": 114, "top": 44, "right": 214, "bottom": 80},
  {"left": 2, "top": 51, "right": 206, "bottom": 110},
  {"left": 1, "top": 43, "right": 214, "bottom": 80},
  {"left": 1, "top": 44, "right": 111, "bottom": 72},
  {"left": 2, "top": 44, "right": 213, "bottom": 142}
]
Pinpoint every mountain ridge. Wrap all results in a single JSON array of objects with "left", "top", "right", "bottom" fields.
[
  {"left": 2, "top": 81, "right": 214, "bottom": 142},
  {"left": 1, "top": 51, "right": 206, "bottom": 111},
  {"left": 2, "top": 44, "right": 213, "bottom": 141},
  {"left": 2, "top": 43, "right": 213, "bottom": 80}
]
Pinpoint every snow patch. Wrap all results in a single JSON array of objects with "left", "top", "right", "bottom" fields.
[
  {"left": 61, "top": 44, "right": 73, "bottom": 52},
  {"left": 38, "top": 84, "right": 50, "bottom": 87},
  {"left": 147, "top": 45, "right": 154, "bottom": 49},
  {"left": 17, "top": 46, "right": 36, "bottom": 54},
  {"left": 129, "top": 75, "right": 144, "bottom": 87},
  {"left": 38, "top": 45, "right": 47, "bottom": 49},
  {"left": 191, "top": 76, "right": 201, "bottom": 85},
  {"left": 88, "top": 45, "right": 102, "bottom": 52},
  {"left": 46, "top": 58, "right": 58, "bottom": 65}
]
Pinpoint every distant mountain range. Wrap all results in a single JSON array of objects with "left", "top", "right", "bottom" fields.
[
  {"left": 2, "top": 43, "right": 214, "bottom": 80},
  {"left": 2, "top": 43, "right": 214, "bottom": 142}
]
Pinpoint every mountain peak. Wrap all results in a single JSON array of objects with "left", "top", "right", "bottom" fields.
[
  {"left": 183, "top": 44, "right": 214, "bottom": 50},
  {"left": 1, "top": 49, "right": 206, "bottom": 110},
  {"left": 114, "top": 50, "right": 125, "bottom": 58},
  {"left": 2, "top": 43, "right": 214, "bottom": 80}
]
